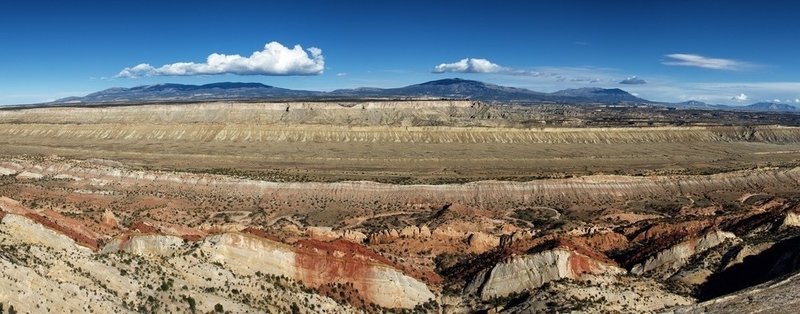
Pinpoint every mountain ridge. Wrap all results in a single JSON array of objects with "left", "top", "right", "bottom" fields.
[
  {"left": 47, "top": 78, "right": 798, "bottom": 112},
  {"left": 53, "top": 78, "right": 645, "bottom": 105}
]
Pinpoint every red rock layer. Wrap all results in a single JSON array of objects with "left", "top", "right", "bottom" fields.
[
  {"left": 1, "top": 197, "right": 100, "bottom": 250},
  {"left": 295, "top": 239, "right": 375, "bottom": 299},
  {"left": 22, "top": 211, "right": 99, "bottom": 250},
  {"left": 242, "top": 227, "right": 283, "bottom": 243}
]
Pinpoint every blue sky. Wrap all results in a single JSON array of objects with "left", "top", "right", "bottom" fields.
[{"left": 1, "top": 0, "right": 799, "bottom": 105}]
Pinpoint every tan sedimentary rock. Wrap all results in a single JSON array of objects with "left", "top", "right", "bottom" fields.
[
  {"left": 307, "top": 226, "right": 339, "bottom": 241},
  {"left": 671, "top": 268, "right": 715, "bottom": 286},
  {"left": 722, "top": 241, "right": 776, "bottom": 270},
  {"left": 368, "top": 229, "right": 395, "bottom": 244},
  {"left": 0, "top": 216, "right": 354, "bottom": 313},
  {"left": 0, "top": 197, "right": 29, "bottom": 214},
  {"left": 307, "top": 226, "right": 367, "bottom": 243},
  {"left": 201, "top": 232, "right": 297, "bottom": 279},
  {"left": 342, "top": 230, "right": 368, "bottom": 243},
  {"left": 4, "top": 101, "right": 800, "bottom": 144},
  {"left": 466, "top": 232, "right": 500, "bottom": 253},
  {"left": 53, "top": 173, "right": 82, "bottom": 181},
  {"left": 15, "top": 171, "right": 43, "bottom": 179},
  {"left": 399, "top": 225, "right": 432, "bottom": 238},
  {"left": 2, "top": 158, "right": 800, "bottom": 213},
  {"left": 783, "top": 211, "right": 800, "bottom": 228},
  {"left": 432, "top": 227, "right": 463, "bottom": 239},
  {"left": 125, "top": 234, "right": 185, "bottom": 256},
  {"left": 0, "top": 166, "right": 16, "bottom": 176},
  {"left": 101, "top": 209, "right": 119, "bottom": 228},
  {"left": 0, "top": 213, "right": 93, "bottom": 253},
  {"left": 631, "top": 230, "right": 737, "bottom": 277},
  {"left": 465, "top": 245, "right": 625, "bottom": 300},
  {"left": 99, "top": 233, "right": 185, "bottom": 257},
  {"left": 201, "top": 232, "right": 434, "bottom": 309},
  {"left": 0, "top": 197, "right": 100, "bottom": 250},
  {"left": 369, "top": 225, "right": 433, "bottom": 244}
]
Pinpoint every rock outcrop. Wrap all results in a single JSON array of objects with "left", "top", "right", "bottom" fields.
[
  {"left": 0, "top": 166, "right": 16, "bottom": 176},
  {"left": 306, "top": 226, "right": 367, "bottom": 243},
  {"left": 466, "top": 232, "right": 500, "bottom": 253},
  {"left": 465, "top": 241, "right": 625, "bottom": 300},
  {"left": 0, "top": 217, "right": 354, "bottom": 314},
  {"left": 15, "top": 171, "right": 43, "bottom": 179},
  {"left": 0, "top": 197, "right": 100, "bottom": 250},
  {"left": 101, "top": 209, "right": 119, "bottom": 228},
  {"left": 3, "top": 158, "right": 800, "bottom": 214},
  {"left": 369, "top": 225, "right": 432, "bottom": 244},
  {"left": 631, "top": 230, "right": 737, "bottom": 277},
  {"left": 0, "top": 213, "right": 93, "bottom": 253},
  {"left": 0, "top": 205, "right": 433, "bottom": 310},
  {"left": 201, "top": 232, "right": 435, "bottom": 309},
  {"left": 102, "top": 234, "right": 185, "bottom": 257},
  {"left": 782, "top": 210, "right": 800, "bottom": 228}
]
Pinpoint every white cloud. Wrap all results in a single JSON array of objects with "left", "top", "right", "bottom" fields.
[
  {"left": 619, "top": 76, "right": 647, "bottom": 85},
  {"left": 773, "top": 99, "right": 782, "bottom": 103},
  {"left": 117, "top": 41, "right": 324, "bottom": 78},
  {"left": 432, "top": 60, "right": 624, "bottom": 86},
  {"left": 336, "top": 72, "right": 348, "bottom": 77},
  {"left": 432, "top": 58, "right": 503, "bottom": 73},
  {"left": 732, "top": 93, "right": 749, "bottom": 102},
  {"left": 662, "top": 53, "right": 755, "bottom": 71},
  {"left": 795, "top": 98, "right": 800, "bottom": 103}
]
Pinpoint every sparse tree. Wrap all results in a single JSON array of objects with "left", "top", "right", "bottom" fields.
[{"left": 185, "top": 297, "right": 196, "bottom": 313}]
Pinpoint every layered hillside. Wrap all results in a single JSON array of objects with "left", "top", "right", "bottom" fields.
[
  {"left": 2, "top": 156, "right": 800, "bottom": 312},
  {"left": 2, "top": 101, "right": 800, "bottom": 183}
]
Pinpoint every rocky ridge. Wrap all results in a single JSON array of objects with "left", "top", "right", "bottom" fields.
[{"left": 0, "top": 198, "right": 435, "bottom": 311}]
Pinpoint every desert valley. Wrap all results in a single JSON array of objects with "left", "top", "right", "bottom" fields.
[{"left": 2, "top": 92, "right": 800, "bottom": 313}]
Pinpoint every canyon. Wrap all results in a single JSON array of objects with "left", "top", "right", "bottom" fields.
[{"left": 2, "top": 100, "right": 800, "bottom": 313}]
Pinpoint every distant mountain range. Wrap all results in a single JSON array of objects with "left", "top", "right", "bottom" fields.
[
  {"left": 54, "top": 78, "right": 649, "bottom": 104},
  {"left": 672, "top": 100, "right": 797, "bottom": 112},
  {"left": 49, "top": 78, "right": 797, "bottom": 112}
]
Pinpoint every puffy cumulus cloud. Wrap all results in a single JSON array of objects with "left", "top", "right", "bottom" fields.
[
  {"left": 619, "top": 76, "right": 647, "bottom": 85},
  {"left": 662, "top": 53, "right": 754, "bottom": 71},
  {"left": 732, "top": 93, "right": 749, "bottom": 102},
  {"left": 117, "top": 64, "right": 159, "bottom": 78},
  {"left": 117, "top": 42, "right": 324, "bottom": 78},
  {"left": 432, "top": 58, "right": 503, "bottom": 73}
]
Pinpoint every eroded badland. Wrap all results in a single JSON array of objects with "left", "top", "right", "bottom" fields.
[{"left": 2, "top": 100, "right": 800, "bottom": 313}]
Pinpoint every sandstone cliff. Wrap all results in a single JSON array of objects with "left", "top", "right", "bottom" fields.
[
  {"left": 631, "top": 230, "right": 737, "bottom": 278},
  {"left": 465, "top": 242, "right": 625, "bottom": 300}
]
